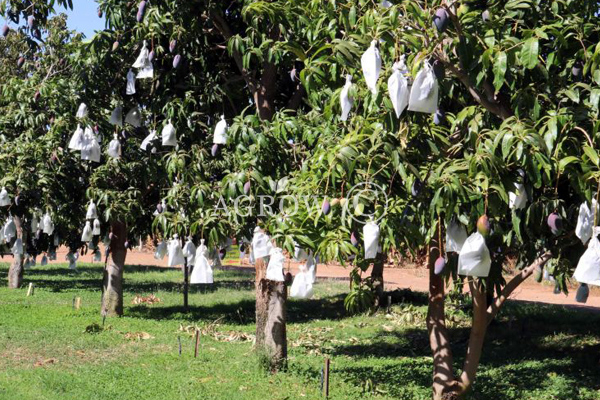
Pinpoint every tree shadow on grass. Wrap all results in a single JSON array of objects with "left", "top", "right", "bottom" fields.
[
  {"left": 126, "top": 293, "right": 352, "bottom": 326},
  {"left": 327, "top": 304, "right": 600, "bottom": 400}
]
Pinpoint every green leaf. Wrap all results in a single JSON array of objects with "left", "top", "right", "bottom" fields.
[
  {"left": 520, "top": 37, "right": 539, "bottom": 69},
  {"left": 493, "top": 51, "right": 507, "bottom": 91},
  {"left": 583, "top": 145, "right": 599, "bottom": 167}
]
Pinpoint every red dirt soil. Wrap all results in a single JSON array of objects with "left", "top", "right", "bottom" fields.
[{"left": 10, "top": 246, "right": 600, "bottom": 310}]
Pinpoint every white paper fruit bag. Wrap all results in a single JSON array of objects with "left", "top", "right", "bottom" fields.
[
  {"left": 446, "top": 220, "right": 468, "bottom": 253},
  {"left": 191, "top": 239, "right": 213, "bottom": 284},
  {"left": 363, "top": 220, "right": 380, "bottom": 259},
  {"left": 340, "top": 75, "right": 353, "bottom": 121},
  {"left": 408, "top": 64, "right": 438, "bottom": 114},
  {"left": 388, "top": 57, "right": 409, "bottom": 118},
  {"left": 574, "top": 227, "right": 600, "bottom": 286},
  {"left": 266, "top": 247, "right": 285, "bottom": 282},
  {"left": 361, "top": 40, "right": 381, "bottom": 95},
  {"left": 290, "top": 264, "right": 313, "bottom": 299},
  {"left": 457, "top": 232, "right": 491, "bottom": 277}
]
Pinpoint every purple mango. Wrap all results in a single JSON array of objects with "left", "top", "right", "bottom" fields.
[
  {"left": 148, "top": 50, "right": 155, "bottom": 62},
  {"left": 137, "top": 1, "right": 147, "bottom": 22},
  {"left": 411, "top": 179, "right": 423, "bottom": 197},
  {"left": 97, "top": 7, "right": 103, "bottom": 18},
  {"left": 243, "top": 181, "right": 251, "bottom": 195},
  {"left": 211, "top": 144, "right": 219, "bottom": 157},
  {"left": 482, "top": 9, "right": 490, "bottom": 22},
  {"left": 433, "top": 8, "right": 449, "bottom": 33},
  {"left": 434, "top": 257, "right": 446, "bottom": 275},
  {"left": 432, "top": 60, "right": 445, "bottom": 80},
  {"left": 322, "top": 199, "right": 330, "bottom": 215},
  {"left": 33, "top": 90, "right": 40, "bottom": 103},
  {"left": 576, "top": 283, "right": 589, "bottom": 303},
  {"left": 173, "top": 54, "right": 182, "bottom": 69},
  {"left": 572, "top": 61, "right": 583, "bottom": 82},
  {"left": 547, "top": 212, "right": 563, "bottom": 235},
  {"left": 156, "top": 203, "right": 163, "bottom": 214},
  {"left": 433, "top": 109, "right": 445, "bottom": 125},
  {"left": 17, "top": 57, "right": 25, "bottom": 68},
  {"left": 350, "top": 232, "right": 358, "bottom": 246},
  {"left": 2, "top": 24, "right": 9, "bottom": 37},
  {"left": 112, "top": 40, "right": 120, "bottom": 52},
  {"left": 169, "top": 39, "right": 177, "bottom": 53}
]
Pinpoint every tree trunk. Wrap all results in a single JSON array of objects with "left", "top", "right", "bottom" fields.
[
  {"left": 101, "top": 221, "right": 127, "bottom": 317},
  {"left": 7, "top": 216, "right": 24, "bottom": 289},
  {"left": 426, "top": 244, "right": 459, "bottom": 400},
  {"left": 255, "top": 256, "right": 287, "bottom": 371},
  {"left": 456, "top": 280, "right": 488, "bottom": 397},
  {"left": 255, "top": 257, "right": 268, "bottom": 346},
  {"left": 264, "top": 280, "right": 287, "bottom": 371},
  {"left": 371, "top": 252, "right": 386, "bottom": 307}
]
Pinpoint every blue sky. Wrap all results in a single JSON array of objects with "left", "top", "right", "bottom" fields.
[
  {"left": 59, "top": 0, "right": 106, "bottom": 38},
  {"left": 1, "top": 0, "right": 105, "bottom": 38}
]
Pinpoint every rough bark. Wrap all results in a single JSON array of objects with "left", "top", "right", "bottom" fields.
[
  {"left": 255, "top": 256, "right": 287, "bottom": 371},
  {"left": 101, "top": 221, "right": 127, "bottom": 317},
  {"left": 7, "top": 216, "right": 24, "bottom": 289},
  {"left": 371, "top": 252, "right": 386, "bottom": 307},
  {"left": 457, "top": 280, "right": 488, "bottom": 396},
  {"left": 264, "top": 280, "right": 287, "bottom": 371},
  {"left": 255, "top": 257, "right": 269, "bottom": 347},
  {"left": 487, "top": 252, "right": 552, "bottom": 323},
  {"left": 426, "top": 244, "right": 459, "bottom": 400}
]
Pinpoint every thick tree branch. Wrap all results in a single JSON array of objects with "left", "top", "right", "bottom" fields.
[
  {"left": 209, "top": 9, "right": 257, "bottom": 93},
  {"left": 435, "top": 6, "right": 513, "bottom": 120},
  {"left": 487, "top": 251, "right": 553, "bottom": 323},
  {"left": 434, "top": 55, "right": 512, "bottom": 120},
  {"left": 457, "top": 279, "right": 488, "bottom": 396}
]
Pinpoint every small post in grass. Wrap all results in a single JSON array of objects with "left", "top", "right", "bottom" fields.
[
  {"left": 26, "top": 283, "right": 34, "bottom": 297},
  {"left": 387, "top": 295, "right": 392, "bottom": 314},
  {"left": 324, "top": 358, "right": 330, "bottom": 398},
  {"left": 74, "top": 297, "right": 81, "bottom": 310},
  {"left": 178, "top": 335, "right": 182, "bottom": 356},
  {"left": 194, "top": 329, "right": 200, "bottom": 358}
]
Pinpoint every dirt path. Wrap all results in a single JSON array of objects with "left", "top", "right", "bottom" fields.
[{"left": 16, "top": 246, "right": 600, "bottom": 310}]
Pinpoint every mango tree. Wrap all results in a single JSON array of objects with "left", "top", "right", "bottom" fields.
[
  {"left": 277, "top": 0, "right": 598, "bottom": 398},
  {"left": 0, "top": 14, "right": 91, "bottom": 289}
]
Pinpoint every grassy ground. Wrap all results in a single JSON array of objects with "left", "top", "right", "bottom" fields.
[{"left": 0, "top": 262, "right": 599, "bottom": 400}]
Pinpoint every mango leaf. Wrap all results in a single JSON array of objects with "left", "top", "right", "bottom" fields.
[
  {"left": 493, "top": 51, "right": 507, "bottom": 91},
  {"left": 520, "top": 37, "right": 539, "bottom": 69}
]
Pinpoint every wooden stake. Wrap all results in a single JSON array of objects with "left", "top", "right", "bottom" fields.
[
  {"left": 178, "top": 335, "right": 182, "bottom": 356},
  {"left": 194, "top": 329, "right": 200, "bottom": 358},
  {"left": 26, "top": 283, "right": 34, "bottom": 297},
  {"left": 324, "top": 358, "right": 330, "bottom": 398},
  {"left": 75, "top": 297, "right": 81, "bottom": 310}
]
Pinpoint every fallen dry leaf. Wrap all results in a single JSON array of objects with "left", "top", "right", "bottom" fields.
[
  {"left": 132, "top": 294, "right": 161, "bottom": 305},
  {"left": 34, "top": 358, "right": 57, "bottom": 367},
  {"left": 123, "top": 332, "right": 153, "bottom": 341}
]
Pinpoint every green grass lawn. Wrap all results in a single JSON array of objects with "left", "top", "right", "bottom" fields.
[{"left": 0, "top": 263, "right": 599, "bottom": 400}]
